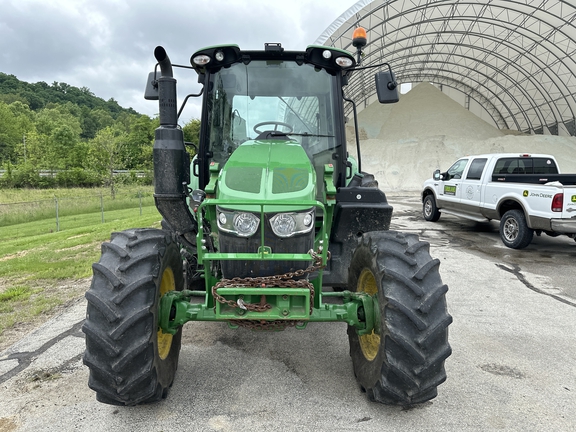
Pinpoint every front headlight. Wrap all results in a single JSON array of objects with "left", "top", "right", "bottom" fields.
[
  {"left": 217, "top": 208, "right": 260, "bottom": 237},
  {"left": 270, "top": 209, "right": 315, "bottom": 238},
  {"left": 234, "top": 213, "right": 259, "bottom": 237}
]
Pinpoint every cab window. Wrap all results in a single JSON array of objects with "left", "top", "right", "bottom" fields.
[
  {"left": 466, "top": 158, "right": 487, "bottom": 180},
  {"left": 447, "top": 159, "right": 468, "bottom": 179},
  {"left": 493, "top": 157, "right": 558, "bottom": 175}
]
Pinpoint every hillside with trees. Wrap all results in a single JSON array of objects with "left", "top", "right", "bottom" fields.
[{"left": 0, "top": 72, "right": 200, "bottom": 189}]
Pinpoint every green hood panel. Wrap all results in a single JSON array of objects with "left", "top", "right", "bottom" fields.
[{"left": 218, "top": 140, "right": 316, "bottom": 204}]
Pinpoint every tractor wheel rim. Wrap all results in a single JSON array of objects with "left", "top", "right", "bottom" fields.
[
  {"left": 157, "top": 267, "right": 175, "bottom": 360},
  {"left": 358, "top": 268, "right": 380, "bottom": 361}
]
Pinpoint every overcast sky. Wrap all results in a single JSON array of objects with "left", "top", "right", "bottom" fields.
[{"left": 0, "top": 0, "right": 362, "bottom": 124}]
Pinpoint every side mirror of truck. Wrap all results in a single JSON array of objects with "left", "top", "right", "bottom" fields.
[
  {"left": 144, "top": 71, "right": 159, "bottom": 100},
  {"left": 374, "top": 70, "right": 399, "bottom": 104},
  {"left": 433, "top": 169, "right": 441, "bottom": 180}
]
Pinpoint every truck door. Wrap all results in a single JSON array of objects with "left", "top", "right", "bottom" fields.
[
  {"left": 436, "top": 158, "right": 468, "bottom": 209},
  {"left": 459, "top": 157, "right": 488, "bottom": 214}
]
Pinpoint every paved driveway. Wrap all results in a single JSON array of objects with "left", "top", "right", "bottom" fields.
[{"left": 1, "top": 194, "right": 574, "bottom": 431}]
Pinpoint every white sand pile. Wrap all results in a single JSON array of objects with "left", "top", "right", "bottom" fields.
[{"left": 348, "top": 82, "right": 576, "bottom": 192}]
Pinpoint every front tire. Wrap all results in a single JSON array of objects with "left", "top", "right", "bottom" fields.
[
  {"left": 347, "top": 231, "right": 452, "bottom": 405},
  {"left": 499, "top": 210, "right": 533, "bottom": 249},
  {"left": 82, "top": 228, "right": 184, "bottom": 405},
  {"left": 423, "top": 194, "right": 441, "bottom": 222}
]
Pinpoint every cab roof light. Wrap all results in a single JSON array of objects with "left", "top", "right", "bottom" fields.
[
  {"left": 352, "top": 27, "right": 367, "bottom": 64},
  {"left": 335, "top": 56, "right": 354, "bottom": 68},
  {"left": 193, "top": 54, "right": 211, "bottom": 66},
  {"left": 352, "top": 27, "right": 367, "bottom": 48}
]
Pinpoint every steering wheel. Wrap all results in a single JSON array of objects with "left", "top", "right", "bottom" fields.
[{"left": 253, "top": 121, "right": 293, "bottom": 135}]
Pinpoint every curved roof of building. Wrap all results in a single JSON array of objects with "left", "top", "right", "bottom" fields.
[{"left": 316, "top": 0, "right": 576, "bottom": 136}]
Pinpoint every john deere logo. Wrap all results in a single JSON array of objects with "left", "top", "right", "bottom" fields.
[
  {"left": 572, "top": 195, "right": 576, "bottom": 203},
  {"left": 523, "top": 190, "right": 529, "bottom": 197}
]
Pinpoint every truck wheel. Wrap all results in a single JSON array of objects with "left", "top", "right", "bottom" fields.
[
  {"left": 423, "top": 195, "right": 441, "bottom": 222},
  {"left": 347, "top": 231, "right": 452, "bottom": 406},
  {"left": 500, "top": 210, "right": 533, "bottom": 249},
  {"left": 82, "top": 228, "right": 184, "bottom": 405}
]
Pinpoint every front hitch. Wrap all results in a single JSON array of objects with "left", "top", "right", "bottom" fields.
[{"left": 158, "top": 288, "right": 379, "bottom": 334}]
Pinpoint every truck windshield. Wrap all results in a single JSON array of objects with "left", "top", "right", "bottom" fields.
[{"left": 205, "top": 60, "right": 338, "bottom": 167}]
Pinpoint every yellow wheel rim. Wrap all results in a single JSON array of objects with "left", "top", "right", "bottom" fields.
[
  {"left": 157, "top": 267, "right": 175, "bottom": 360},
  {"left": 358, "top": 268, "right": 380, "bottom": 361}
]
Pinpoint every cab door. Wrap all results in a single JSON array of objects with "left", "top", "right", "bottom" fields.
[
  {"left": 459, "top": 157, "right": 487, "bottom": 214},
  {"left": 436, "top": 158, "right": 468, "bottom": 210}
]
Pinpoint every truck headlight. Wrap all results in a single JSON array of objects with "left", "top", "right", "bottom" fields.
[
  {"left": 217, "top": 208, "right": 260, "bottom": 237},
  {"left": 270, "top": 210, "right": 315, "bottom": 238}
]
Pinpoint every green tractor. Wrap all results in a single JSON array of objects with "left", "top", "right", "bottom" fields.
[{"left": 82, "top": 29, "right": 452, "bottom": 407}]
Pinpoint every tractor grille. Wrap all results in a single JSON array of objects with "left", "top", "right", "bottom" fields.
[{"left": 219, "top": 226, "right": 314, "bottom": 279}]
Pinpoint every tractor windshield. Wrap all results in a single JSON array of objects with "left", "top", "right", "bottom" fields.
[{"left": 205, "top": 60, "right": 339, "bottom": 168}]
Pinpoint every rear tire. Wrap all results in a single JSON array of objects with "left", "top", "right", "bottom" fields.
[
  {"left": 347, "top": 231, "right": 452, "bottom": 405},
  {"left": 423, "top": 194, "right": 441, "bottom": 222},
  {"left": 82, "top": 228, "right": 184, "bottom": 405},
  {"left": 499, "top": 210, "right": 533, "bottom": 249}
]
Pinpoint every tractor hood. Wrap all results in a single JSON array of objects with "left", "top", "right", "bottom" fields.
[{"left": 217, "top": 140, "right": 316, "bottom": 207}]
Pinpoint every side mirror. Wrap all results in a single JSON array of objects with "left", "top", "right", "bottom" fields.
[
  {"left": 375, "top": 70, "right": 399, "bottom": 104},
  {"left": 144, "top": 71, "right": 159, "bottom": 100},
  {"left": 433, "top": 169, "right": 441, "bottom": 180}
]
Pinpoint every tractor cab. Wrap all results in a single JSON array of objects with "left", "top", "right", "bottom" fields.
[{"left": 191, "top": 43, "right": 356, "bottom": 201}]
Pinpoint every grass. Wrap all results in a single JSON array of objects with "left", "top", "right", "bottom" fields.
[{"left": 0, "top": 186, "right": 163, "bottom": 345}]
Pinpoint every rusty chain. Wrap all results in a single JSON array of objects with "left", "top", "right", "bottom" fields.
[{"left": 211, "top": 249, "right": 329, "bottom": 330}]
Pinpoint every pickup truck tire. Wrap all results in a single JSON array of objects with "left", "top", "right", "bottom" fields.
[
  {"left": 423, "top": 195, "right": 441, "bottom": 222},
  {"left": 347, "top": 231, "right": 452, "bottom": 406},
  {"left": 499, "top": 210, "right": 534, "bottom": 249},
  {"left": 83, "top": 228, "right": 184, "bottom": 405}
]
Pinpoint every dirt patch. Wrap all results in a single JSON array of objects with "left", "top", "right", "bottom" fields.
[
  {"left": 0, "top": 251, "right": 28, "bottom": 262},
  {"left": 0, "top": 278, "right": 91, "bottom": 353},
  {"left": 0, "top": 417, "right": 19, "bottom": 432},
  {"left": 66, "top": 234, "right": 90, "bottom": 240},
  {"left": 53, "top": 244, "right": 89, "bottom": 253}
]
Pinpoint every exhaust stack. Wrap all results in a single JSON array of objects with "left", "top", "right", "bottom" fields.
[{"left": 152, "top": 46, "right": 197, "bottom": 245}]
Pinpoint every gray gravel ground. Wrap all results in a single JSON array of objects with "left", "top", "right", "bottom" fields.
[{"left": 1, "top": 196, "right": 575, "bottom": 431}]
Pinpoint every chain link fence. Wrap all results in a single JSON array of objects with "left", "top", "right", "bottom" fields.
[{"left": 0, "top": 190, "right": 156, "bottom": 230}]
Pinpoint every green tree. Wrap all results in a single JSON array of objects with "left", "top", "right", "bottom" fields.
[
  {"left": 0, "top": 72, "right": 155, "bottom": 186},
  {"left": 88, "top": 126, "right": 127, "bottom": 197},
  {"left": 80, "top": 107, "right": 114, "bottom": 139},
  {"left": 182, "top": 118, "right": 201, "bottom": 155},
  {"left": 31, "top": 107, "right": 82, "bottom": 171},
  {"left": 8, "top": 102, "right": 36, "bottom": 164},
  {"left": 121, "top": 115, "right": 157, "bottom": 169},
  {"left": 0, "top": 101, "right": 21, "bottom": 163}
]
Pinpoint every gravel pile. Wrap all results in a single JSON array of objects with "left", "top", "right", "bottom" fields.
[{"left": 347, "top": 82, "right": 576, "bottom": 192}]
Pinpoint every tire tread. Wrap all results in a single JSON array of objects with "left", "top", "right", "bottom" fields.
[
  {"left": 348, "top": 230, "right": 452, "bottom": 406},
  {"left": 82, "top": 228, "right": 183, "bottom": 406}
]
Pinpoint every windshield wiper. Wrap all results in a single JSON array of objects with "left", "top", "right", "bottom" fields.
[{"left": 269, "top": 131, "right": 334, "bottom": 138}]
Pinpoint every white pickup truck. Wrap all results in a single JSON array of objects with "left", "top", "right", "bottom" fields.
[{"left": 421, "top": 153, "right": 576, "bottom": 249}]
